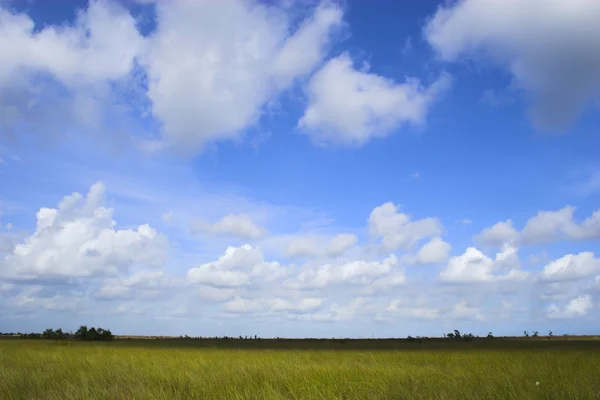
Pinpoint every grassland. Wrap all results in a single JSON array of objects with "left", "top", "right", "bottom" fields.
[{"left": 1, "top": 337, "right": 600, "bottom": 399}]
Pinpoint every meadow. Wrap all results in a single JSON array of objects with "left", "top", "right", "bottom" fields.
[{"left": 1, "top": 337, "right": 600, "bottom": 399}]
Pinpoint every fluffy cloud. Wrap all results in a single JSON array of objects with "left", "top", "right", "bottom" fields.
[
  {"left": 413, "top": 237, "right": 451, "bottom": 265},
  {"left": 284, "top": 233, "right": 357, "bottom": 258},
  {"left": 285, "top": 254, "right": 401, "bottom": 289},
  {"left": 298, "top": 53, "right": 451, "bottom": 146},
  {"left": 187, "top": 244, "right": 291, "bottom": 288},
  {"left": 539, "top": 252, "right": 600, "bottom": 282},
  {"left": 0, "top": 0, "right": 343, "bottom": 150},
  {"left": 0, "top": 1, "right": 142, "bottom": 85},
  {"left": 369, "top": 202, "right": 442, "bottom": 252},
  {"left": 547, "top": 295, "right": 593, "bottom": 319},
  {"left": 475, "top": 220, "right": 518, "bottom": 247},
  {"left": 193, "top": 214, "right": 267, "bottom": 239},
  {"left": 0, "top": 183, "right": 168, "bottom": 282},
  {"left": 439, "top": 245, "right": 527, "bottom": 282},
  {"left": 425, "top": 0, "right": 600, "bottom": 131},
  {"left": 143, "top": 0, "right": 343, "bottom": 150},
  {"left": 0, "top": 1, "right": 145, "bottom": 136},
  {"left": 476, "top": 206, "right": 600, "bottom": 247}
]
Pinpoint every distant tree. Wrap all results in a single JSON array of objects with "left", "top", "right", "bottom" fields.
[
  {"left": 75, "top": 325, "right": 88, "bottom": 340},
  {"left": 74, "top": 325, "right": 113, "bottom": 341},
  {"left": 454, "top": 330, "right": 461, "bottom": 339},
  {"left": 532, "top": 331, "right": 538, "bottom": 337},
  {"left": 446, "top": 333, "right": 455, "bottom": 339},
  {"left": 99, "top": 328, "right": 113, "bottom": 341},
  {"left": 548, "top": 331, "right": 553, "bottom": 339},
  {"left": 42, "top": 328, "right": 54, "bottom": 339},
  {"left": 524, "top": 331, "right": 529, "bottom": 337},
  {"left": 487, "top": 332, "right": 494, "bottom": 338}
]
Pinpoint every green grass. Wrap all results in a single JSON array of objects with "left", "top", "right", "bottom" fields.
[{"left": 1, "top": 338, "right": 600, "bottom": 399}]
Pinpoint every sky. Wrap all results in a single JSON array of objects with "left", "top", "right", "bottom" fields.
[{"left": 0, "top": 0, "right": 599, "bottom": 338}]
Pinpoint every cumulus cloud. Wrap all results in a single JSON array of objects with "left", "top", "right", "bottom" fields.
[
  {"left": 547, "top": 295, "right": 593, "bottom": 319},
  {"left": 425, "top": 0, "right": 600, "bottom": 131},
  {"left": 476, "top": 206, "right": 600, "bottom": 247},
  {"left": 298, "top": 53, "right": 451, "bottom": 146},
  {"left": 0, "top": 183, "right": 168, "bottom": 282},
  {"left": 0, "top": 0, "right": 343, "bottom": 150},
  {"left": 475, "top": 220, "right": 518, "bottom": 247},
  {"left": 0, "top": 1, "right": 142, "bottom": 84},
  {"left": 439, "top": 245, "right": 527, "bottom": 282},
  {"left": 193, "top": 214, "right": 267, "bottom": 239},
  {"left": 143, "top": 0, "right": 343, "bottom": 150},
  {"left": 540, "top": 252, "right": 600, "bottom": 282},
  {"left": 369, "top": 202, "right": 443, "bottom": 252},
  {"left": 0, "top": 0, "right": 145, "bottom": 137},
  {"left": 284, "top": 233, "right": 357, "bottom": 258},
  {"left": 413, "top": 237, "right": 451, "bottom": 265},
  {"left": 285, "top": 254, "right": 401, "bottom": 289},
  {"left": 187, "top": 244, "right": 291, "bottom": 288}
]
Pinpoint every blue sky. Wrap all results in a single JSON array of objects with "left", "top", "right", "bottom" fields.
[{"left": 0, "top": 0, "right": 599, "bottom": 338}]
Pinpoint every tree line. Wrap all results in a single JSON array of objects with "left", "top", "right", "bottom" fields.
[{"left": 4, "top": 326, "right": 114, "bottom": 341}]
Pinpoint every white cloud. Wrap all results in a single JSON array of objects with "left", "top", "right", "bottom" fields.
[
  {"left": 187, "top": 244, "right": 291, "bottom": 288},
  {"left": 475, "top": 220, "right": 518, "bottom": 247},
  {"left": 295, "top": 297, "right": 372, "bottom": 322},
  {"left": 547, "top": 295, "right": 593, "bottom": 319},
  {"left": 449, "top": 299, "right": 485, "bottom": 321},
  {"left": 284, "top": 236, "right": 319, "bottom": 258},
  {"left": 195, "top": 285, "right": 236, "bottom": 303},
  {"left": 194, "top": 214, "right": 267, "bottom": 239},
  {"left": 414, "top": 237, "right": 451, "bottom": 265},
  {"left": 286, "top": 254, "right": 400, "bottom": 289},
  {"left": 476, "top": 206, "right": 600, "bottom": 247},
  {"left": 284, "top": 233, "right": 357, "bottom": 258},
  {"left": 521, "top": 207, "right": 600, "bottom": 244},
  {"left": 222, "top": 296, "right": 325, "bottom": 315},
  {"left": 327, "top": 234, "right": 358, "bottom": 257},
  {"left": 0, "top": 183, "right": 168, "bottom": 282},
  {"left": 540, "top": 252, "right": 600, "bottom": 282},
  {"left": 0, "top": 1, "right": 143, "bottom": 85},
  {"left": 0, "top": 1, "right": 145, "bottom": 136},
  {"left": 0, "top": 0, "right": 343, "bottom": 150},
  {"left": 143, "top": 0, "right": 343, "bottom": 150},
  {"left": 94, "top": 270, "right": 183, "bottom": 300},
  {"left": 94, "top": 282, "right": 132, "bottom": 300},
  {"left": 425, "top": 0, "right": 600, "bottom": 131},
  {"left": 382, "top": 300, "right": 440, "bottom": 320},
  {"left": 439, "top": 245, "right": 527, "bottom": 282},
  {"left": 369, "top": 202, "right": 442, "bottom": 252},
  {"left": 298, "top": 53, "right": 451, "bottom": 146}
]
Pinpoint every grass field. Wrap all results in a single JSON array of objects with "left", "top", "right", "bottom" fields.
[{"left": 1, "top": 338, "right": 600, "bottom": 399}]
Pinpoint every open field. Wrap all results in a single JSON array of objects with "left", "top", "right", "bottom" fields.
[{"left": 2, "top": 338, "right": 600, "bottom": 399}]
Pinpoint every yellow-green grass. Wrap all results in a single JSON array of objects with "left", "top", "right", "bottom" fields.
[{"left": 1, "top": 338, "right": 600, "bottom": 399}]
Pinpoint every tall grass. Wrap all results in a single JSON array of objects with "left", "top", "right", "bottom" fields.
[{"left": 1, "top": 339, "right": 599, "bottom": 399}]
